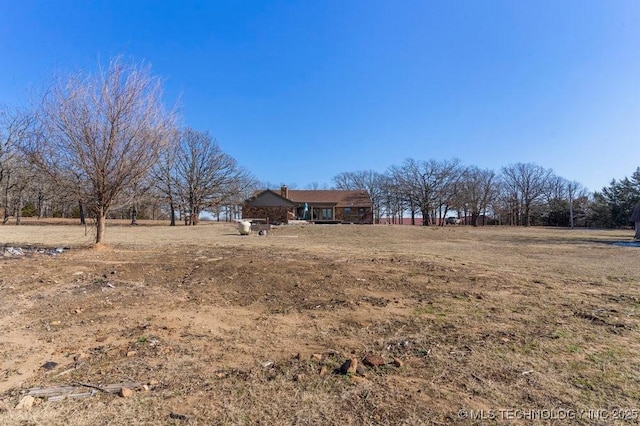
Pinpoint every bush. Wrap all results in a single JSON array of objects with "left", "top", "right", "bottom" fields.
[{"left": 21, "top": 203, "right": 37, "bottom": 217}]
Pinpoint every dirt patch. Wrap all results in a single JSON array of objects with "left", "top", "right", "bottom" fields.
[{"left": 1, "top": 221, "right": 639, "bottom": 424}]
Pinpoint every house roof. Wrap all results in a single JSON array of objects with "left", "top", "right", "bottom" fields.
[
  {"left": 244, "top": 189, "right": 372, "bottom": 208},
  {"left": 244, "top": 189, "right": 297, "bottom": 206},
  {"left": 286, "top": 190, "right": 372, "bottom": 207}
]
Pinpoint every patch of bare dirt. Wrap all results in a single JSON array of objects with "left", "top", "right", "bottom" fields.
[{"left": 1, "top": 221, "right": 639, "bottom": 424}]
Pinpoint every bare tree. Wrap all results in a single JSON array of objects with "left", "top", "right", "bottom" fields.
[
  {"left": 540, "top": 174, "right": 568, "bottom": 226},
  {"left": 432, "top": 159, "right": 464, "bottom": 225},
  {"left": 566, "top": 180, "right": 587, "bottom": 228},
  {"left": 378, "top": 172, "right": 406, "bottom": 224},
  {"left": 458, "top": 166, "right": 496, "bottom": 226},
  {"left": 390, "top": 158, "right": 462, "bottom": 225},
  {"left": 174, "top": 128, "right": 252, "bottom": 225},
  {"left": 222, "top": 172, "right": 259, "bottom": 221},
  {"left": 33, "top": 57, "right": 175, "bottom": 243},
  {"left": 0, "top": 106, "right": 38, "bottom": 224},
  {"left": 332, "top": 170, "right": 385, "bottom": 223},
  {"left": 387, "top": 164, "right": 421, "bottom": 224},
  {"left": 391, "top": 159, "right": 427, "bottom": 224},
  {"left": 151, "top": 133, "right": 180, "bottom": 225},
  {"left": 501, "top": 163, "right": 553, "bottom": 226}
]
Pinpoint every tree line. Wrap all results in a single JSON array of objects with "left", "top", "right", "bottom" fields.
[
  {"left": 331, "top": 163, "right": 640, "bottom": 228},
  {"left": 1, "top": 57, "right": 638, "bottom": 243}
]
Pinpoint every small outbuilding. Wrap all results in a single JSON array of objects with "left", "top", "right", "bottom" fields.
[{"left": 631, "top": 202, "right": 640, "bottom": 240}]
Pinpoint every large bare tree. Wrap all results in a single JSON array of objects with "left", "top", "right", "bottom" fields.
[
  {"left": 501, "top": 163, "right": 553, "bottom": 226},
  {"left": 151, "top": 133, "right": 181, "bottom": 226},
  {"left": 174, "top": 128, "right": 252, "bottom": 225},
  {"left": 34, "top": 57, "right": 175, "bottom": 243},
  {"left": 390, "top": 158, "right": 462, "bottom": 225},
  {"left": 387, "top": 164, "right": 421, "bottom": 224},
  {"left": 332, "top": 170, "right": 385, "bottom": 223},
  {"left": 458, "top": 166, "right": 496, "bottom": 226}
]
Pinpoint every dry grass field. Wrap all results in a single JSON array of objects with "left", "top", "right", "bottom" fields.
[{"left": 1, "top": 220, "right": 639, "bottom": 425}]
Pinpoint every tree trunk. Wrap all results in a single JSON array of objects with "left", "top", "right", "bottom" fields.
[
  {"left": 15, "top": 195, "right": 22, "bottom": 225},
  {"left": 189, "top": 198, "right": 196, "bottom": 225},
  {"left": 130, "top": 205, "right": 138, "bottom": 225},
  {"left": 38, "top": 193, "right": 44, "bottom": 219},
  {"left": 79, "top": 201, "right": 86, "bottom": 225},
  {"left": 169, "top": 201, "right": 176, "bottom": 226},
  {"left": 96, "top": 208, "right": 106, "bottom": 244},
  {"left": 192, "top": 207, "right": 199, "bottom": 225},
  {"left": 635, "top": 222, "right": 640, "bottom": 240},
  {"left": 420, "top": 207, "right": 429, "bottom": 226},
  {"left": 471, "top": 211, "right": 479, "bottom": 227},
  {"left": 569, "top": 195, "right": 574, "bottom": 229},
  {"left": 2, "top": 187, "right": 9, "bottom": 224}
]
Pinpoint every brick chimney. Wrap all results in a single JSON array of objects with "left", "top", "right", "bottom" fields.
[{"left": 281, "top": 185, "right": 289, "bottom": 199}]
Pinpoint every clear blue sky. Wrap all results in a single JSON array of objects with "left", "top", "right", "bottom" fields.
[{"left": 2, "top": 1, "right": 639, "bottom": 192}]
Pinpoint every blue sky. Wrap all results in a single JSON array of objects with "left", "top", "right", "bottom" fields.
[{"left": 1, "top": 1, "right": 639, "bottom": 192}]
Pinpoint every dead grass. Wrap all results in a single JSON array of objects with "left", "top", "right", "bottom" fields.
[{"left": 1, "top": 220, "right": 639, "bottom": 424}]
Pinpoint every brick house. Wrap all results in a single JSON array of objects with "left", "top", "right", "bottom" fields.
[{"left": 242, "top": 186, "right": 373, "bottom": 224}]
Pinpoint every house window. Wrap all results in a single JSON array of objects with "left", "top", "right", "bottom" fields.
[
  {"left": 344, "top": 207, "right": 351, "bottom": 216},
  {"left": 321, "top": 208, "right": 333, "bottom": 220},
  {"left": 358, "top": 207, "right": 365, "bottom": 216}
]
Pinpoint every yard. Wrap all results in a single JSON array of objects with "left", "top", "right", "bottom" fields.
[{"left": 1, "top": 221, "right": 639, "bottom": 424}]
